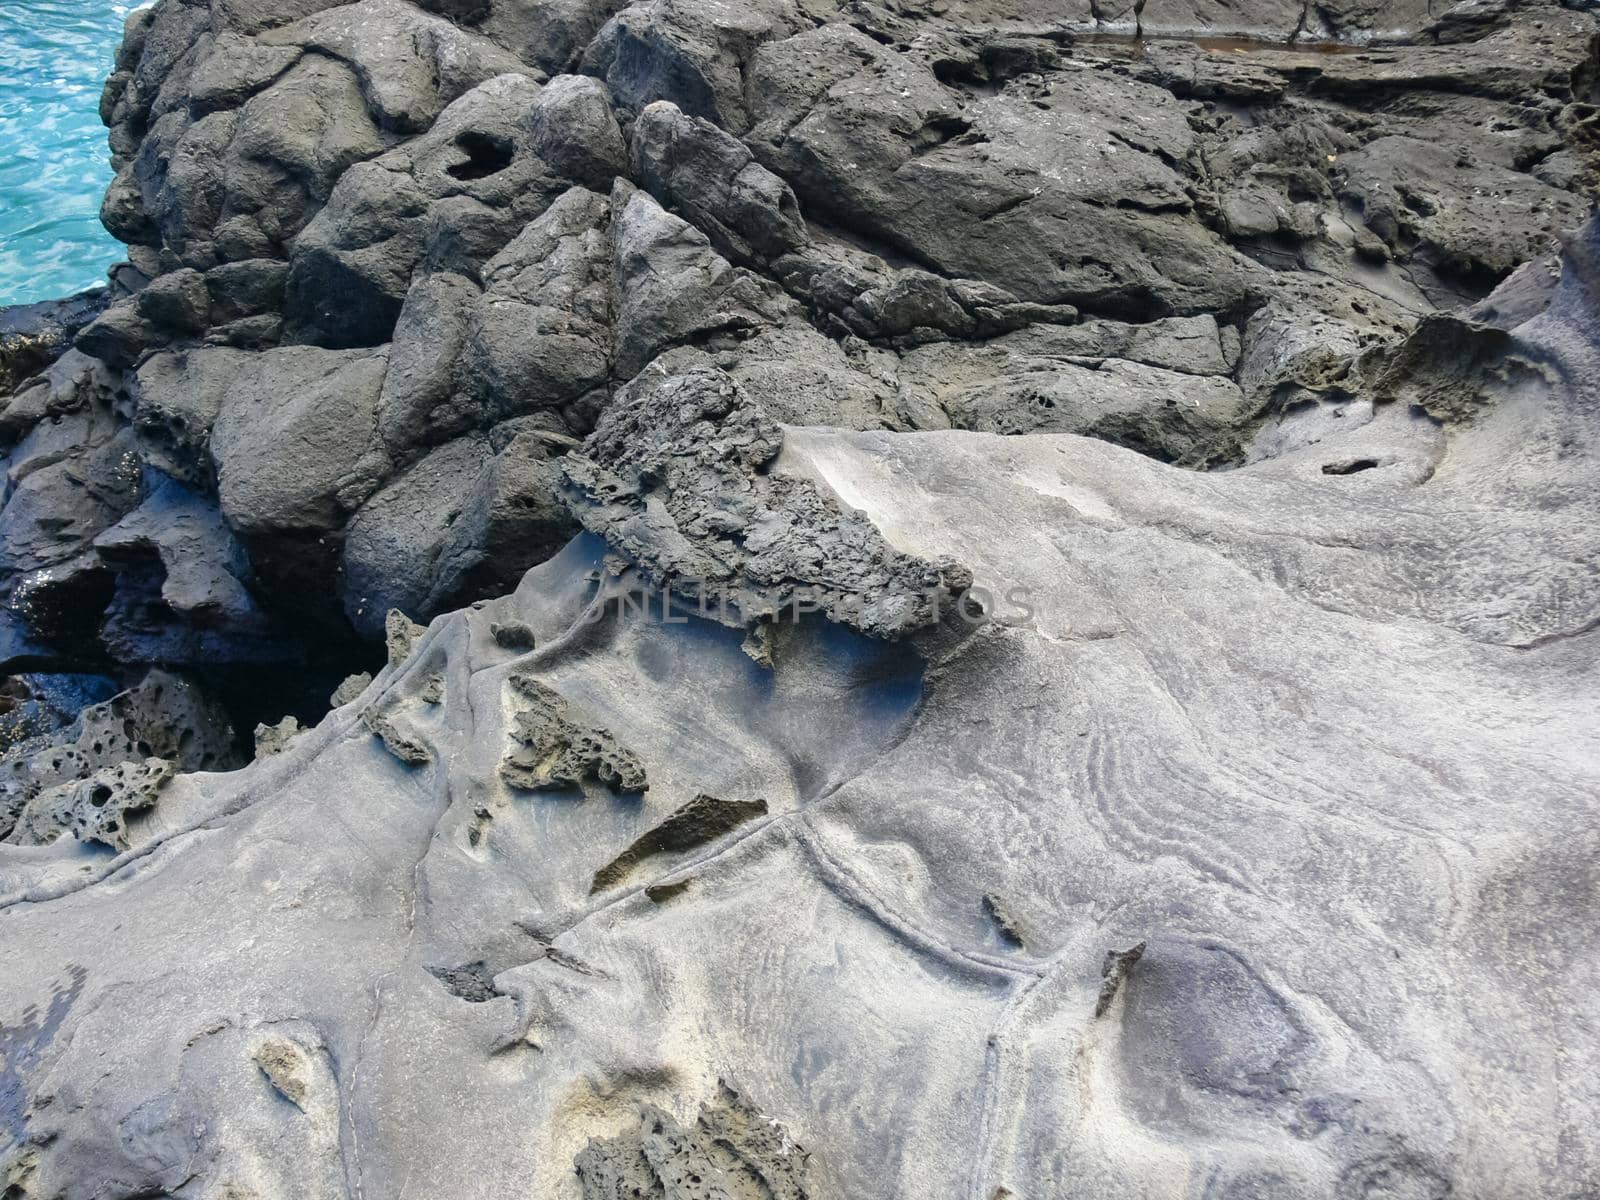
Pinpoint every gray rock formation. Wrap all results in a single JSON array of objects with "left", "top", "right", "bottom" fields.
[
  {"left": 0, "top": 0, "right": 1588, "bottom": 683},
  {"left": 0, "top": 668, "right": 236, "bottom": 843},
  {"left": 0, "top": 0, "right": 1598, "bottom": 1194}
]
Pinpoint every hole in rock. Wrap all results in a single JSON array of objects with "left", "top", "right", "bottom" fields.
[
  {"left": 448, "top": 131, "right": 516, "bottom": 181},
  {"left": 932, "top": 57, "right": 987, "bottom": 87},
  {"left": 909, "top": 113, "right": 973, "bottom": 152},
  {"left": 1321, "top": 458, "right": 1380, "bottom": 475}
]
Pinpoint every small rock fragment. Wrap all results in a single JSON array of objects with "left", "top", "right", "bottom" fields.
[
  {"left": 330, "top": 672, "right": 373, "bottom": 707},
  {"left": 10, "top": 758, "right": 176, "bottom": 851},
  {"left": 363, "top": 709, "right": 433, "bottom": 767},
  {"left": 385, "top": 609, "right": 426, "bottom": 667},
  {"left": 253, "top": 715, "right": 302, "bottom": 758},
  {"left": 1094, "top": 941, "right": 1147, "bottom": 1018},
  {"left": 252, "top": 1038, "right": 311, "bottom": 1110},
  {"left": 426, "top": 961, "right": 497, "bottom": 1003},
  {"left": 500, "top": 673, "right": 647, "bottom": 793},
  {"left": 741, "top": 622, "right": 775, "bottom": 668},
  {"left": 490, "top": 620, "right": 536, "bottom": 651},
  {"left": 575, "top": 1082, "right": 811, "bottom": 1200},
  {"left": 644, "top": 878, "right": 693, "bottom": 904},
  {"left": 0, "top": 670, "right": 235, "bottom": 843},
  {"left": 982, "top": 893, "right": 1026, "bottom": 950}
]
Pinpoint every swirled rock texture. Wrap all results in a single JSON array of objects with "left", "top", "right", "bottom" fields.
[{"left": 0, "top": 0, "right": 1598, "bottom": 1195}]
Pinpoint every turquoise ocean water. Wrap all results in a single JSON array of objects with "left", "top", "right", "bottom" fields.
[{"left": 0, "top": 1, "right": 144, "bottom": 307}]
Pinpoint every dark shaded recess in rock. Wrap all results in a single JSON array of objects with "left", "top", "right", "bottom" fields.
[
  {"left": 448, "top": 131, "right": 516, "bottom": 181},
  {"left": 209, "top": 642, "right": 383, "bottom": 760},
  {"left": 416, "top": 0, "right": 493, "bottom": 24},
  {"left": 93, "top": 473, "right": 302, "bottom": 664},
  {"left": 560, "top": 359, "right": 971, "bottom": 640},
  {"left": 427, "top": 960, "right": 498, "bottom": 1003},
  {"left": 982, "top": 893, "right": 1026, "bottom": 949},
  {"left": 644, "top": 877, "right": 693, "bottom": 904},
  {"left": 575, "top": 1081, "right": 813, "bottom": 1200},
  {"left": 930, "top": 34, "right": 1065, "bottom": 88},
  {"left": 29, "top": 535, "right": 392, "bottom": 759},
  {"left": 590, "top": 794, "right": 768, "bottom": 893},
  {"left": 114, "top": 607, "right": 383, "bottom": 760},
  {"left": 1321, "top": 457, "right": 1381, "bottom": 475},
  {"left": 500, "top": 671, "right": 647, "bottom": 793}
]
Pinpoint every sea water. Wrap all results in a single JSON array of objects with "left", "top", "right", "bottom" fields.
[{"left": 0, "top": 1, "right": 145, "bottom": 307}]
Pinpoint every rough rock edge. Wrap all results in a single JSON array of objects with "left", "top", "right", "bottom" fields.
[
  {"left": 560, "top": 357, "right": 972, "bottom": 640},
  {"left": 500, "top": 670, "right": 647, "bottom": 793},
  {"left": 575, "top": 1081, "right": 812, "bottom": 1200}
]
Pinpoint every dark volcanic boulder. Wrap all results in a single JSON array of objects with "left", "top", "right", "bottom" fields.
[
  {"left": 745, "top": 24, "right": 1254, "bottom": 317},
  {"left": 341, "top": 427, "right": 577, "bottom": 636},
  {"left": 207, "top": 345, "right": 392, "bottom": 535},
  {"left": 282, "top": 73, "right": 555, "bottom": 347},
  {"left": 453, "top": 185, "right": 617, "bottom": 431}
]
